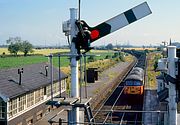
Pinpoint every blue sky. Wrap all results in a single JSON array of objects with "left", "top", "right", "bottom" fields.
[{"left": 0, "top": 0, "right": 180, "bottom": 46}]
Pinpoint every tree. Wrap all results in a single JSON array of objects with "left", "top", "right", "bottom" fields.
[
  {"left": 6, "top": 37, "right": 21, "bottom": 56},
  {"left": 6, "top": 37, "right": 33, "bottom": 56},
  {"left": 8, "top": 41, "right": 21, "bottom": 56},
  {"left": 20, "top": 41, "right": 33, "bottom": 56},
  {"left": 105, "top": 43, "right": 113, "bottom": 50}
]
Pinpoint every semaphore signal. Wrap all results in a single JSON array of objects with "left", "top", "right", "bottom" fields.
[{"left": 74, "top": 2, "right": 152, "bottom": 54}]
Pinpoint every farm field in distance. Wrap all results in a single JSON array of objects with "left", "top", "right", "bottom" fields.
[
  {"left": 122, "top": 47, "right": 156, "bottom": 51},
  {"left": 0, "top": 48, "right": 70, "bottom": 55},
  {"left": 0, "top": 48, "right": 116, "bottom": 69},
  {"left": 0, "top": 47, "right": 156, "bottom": 55}
]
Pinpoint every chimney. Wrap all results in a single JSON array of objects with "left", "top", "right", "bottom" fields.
[
  {"left": 45, "top": 66, "right": 48, "bottom": 77},
  {"left": 18, "top": 68, "right": 23, "bottom": 85},
  {"left": 169, "top": 38, "right": 172, "bottom": 45}
]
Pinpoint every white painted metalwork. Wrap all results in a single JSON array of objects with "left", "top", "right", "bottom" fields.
[{"left": 167, "top": 46, "right": 177, "bottom": 125}]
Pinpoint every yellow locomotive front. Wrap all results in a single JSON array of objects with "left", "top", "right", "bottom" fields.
[
  {"left": 123, "top": 67, "right": 144, "bottom": 95},
  {"left": 124, "top": 81, "right": 144, "bottom": 95}
]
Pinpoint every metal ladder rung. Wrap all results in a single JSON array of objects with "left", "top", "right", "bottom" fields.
[
  {"left": 84, "top": 102, "right": 95, "bottom": 124},
  {"left": 89, "top": 118, "right": 94, "bottom": 122}
]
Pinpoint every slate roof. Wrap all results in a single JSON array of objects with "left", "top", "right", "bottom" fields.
[{"left": 0, "top": 63, "right": 68, "bottom": 101}]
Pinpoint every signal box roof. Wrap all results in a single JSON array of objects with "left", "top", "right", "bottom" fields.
[{"left": 0, "top": 63, "right": 68, "bottom": 102}]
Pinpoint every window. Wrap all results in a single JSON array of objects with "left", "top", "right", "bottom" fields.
[
  {"left": 125, "top": 80, "right": 142, "bottom": 86},
  {"left": 26, "top": 116, "right": 33, "bottom": 125},
  {"left": 0, "top": 99, "right": 6, "bottom": 119},
  {"left": 35, "top": 88, "right": 44, "bottom": 103},
  {"left": 16, "top": 122, "right": 22, "bottom": 125},
  {"left": 46, "top": 106, "right": 51, "bottom": 113},
  {"left": 53, "top": 83, "right": 57, "bottom": 93},
  {"left": 63, "top": 80, "right": 66, "bottom": 90},
  {"left": 44, "top": 87, "right": 47, "bottom": 95},
  {"left": 56, "top": 82, "right": 61, "bottom": 94},
  {"left": 36, "top": 110, "right": 43, "bottom": 121},
  {"left": 55, "top": 82, "right": 60, "bottom": 93},
  {"left": 18, "top": 95, "right": 26, "bottom": 112},
  {"left": 9, "top": 98, "right": 18, "bottom": 118},
  {"left": 46, "top": 85, "right": 51, "bottom": 97},
  {"left": 27, "top": 92, "right": 34, "bottom": 107},
  {"left": 134, "top": 81, "right": 141, "bottom": 86},
  {"left": 61, "top": 80, "right": 65, "bottom": 90},
  {"left": 46, "top": 81, "right": 66, "bottom": 97},
  {"left": 37, "top": 113, "right": 43, "bottom": 120},
  {"left": 125, "top": 81, "right": 133, "bottom": 86}
]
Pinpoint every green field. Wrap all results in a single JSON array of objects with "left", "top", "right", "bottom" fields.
[
  {"left": 0, "top": 51, "right": 114, "bottom": 69},
  {"left": 0, "top": 56, "right": 73, "bottom": 69}
]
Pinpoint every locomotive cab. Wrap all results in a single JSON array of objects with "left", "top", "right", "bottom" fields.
[{"left": 124, "top": 67, "right": 144, "bottom": 95}]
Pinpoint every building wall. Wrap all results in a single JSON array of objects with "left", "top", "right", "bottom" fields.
[
  {"left": 0, "top": 98, "right": 7, "bottom": 125},
  {"left": 6, "top": 79, "right": 66, "bottom": 125},
  {"left": 8, "top": 100, "right": 52, "bottom": 125}
]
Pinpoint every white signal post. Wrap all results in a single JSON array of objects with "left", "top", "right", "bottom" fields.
[
  {"left": 168, "top": 46, "right": 177, "bottom": 125},
  {"left": 70, "top": 8, "right": 80, "bottom": 124}
]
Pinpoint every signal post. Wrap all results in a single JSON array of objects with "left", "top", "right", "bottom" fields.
[
  {"left": 69, "top": 8, "right": 80, "bottom": 125},
  {"left": 168, "top": 46, "right": 177, "bottom": 125}
]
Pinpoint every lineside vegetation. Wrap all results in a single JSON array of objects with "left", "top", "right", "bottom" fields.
[{"left": 146, "top": 52, "right": 161, "bottom": 89}]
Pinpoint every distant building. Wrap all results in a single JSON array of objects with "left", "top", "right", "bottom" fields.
[{"left": 0, "top": 63, "right": 68, "bottom": 125}]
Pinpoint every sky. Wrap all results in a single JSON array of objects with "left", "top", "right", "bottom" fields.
[{"left": 0, "top": 0, "right": 180, "bottom": 46}]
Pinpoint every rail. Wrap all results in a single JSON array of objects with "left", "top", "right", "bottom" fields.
[
  {"left": 103, "top": 87, "right": 125, "bottom": 124},
  {"left": 93, "top": 51, "right": 147, "bottom": 124},
  {"left": 93, "top": 58, "right": 137, "bottom": 123}
]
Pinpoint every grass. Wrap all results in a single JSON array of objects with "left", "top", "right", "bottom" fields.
[
  {"left": 146, "top": 52, "right": 161, "bottom": 90},
  {"left": 0, "top": 48, "right": 116, "bottom": 69},
  {"left": 0, "top": 56, "right": 46, "bottom": 69},
  {"left": 0, "top": 56, "right": 70, "bottom": 69}
]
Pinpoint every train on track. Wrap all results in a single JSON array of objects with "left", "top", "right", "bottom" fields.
[{"left": 124, "top": 67, "right": 144, "bottom": 95}]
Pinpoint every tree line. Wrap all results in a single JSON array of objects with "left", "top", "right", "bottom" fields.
[{"left": 6, "top": 37, "right": 33, "bottom": 56}]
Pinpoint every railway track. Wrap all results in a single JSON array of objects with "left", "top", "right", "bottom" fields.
[
  {"left": 93, "top": 83, "right": 143, "bottom": 124},
  {"left": 93, "top": 85, "right": 125, "bottom": 124},
  {"left": 92, "top": 51, "right": 146, "bottom": 125}
]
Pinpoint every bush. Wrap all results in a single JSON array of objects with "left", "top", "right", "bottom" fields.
[
  {"left": 105, "top": 55, "right": 111, "bottom": 59},
  {"left": 115, "top": 58, "right": 120, "bottom": 62},
  {"left": 88, "top": 56, "right": 96, "bottom": 62},
  {"left": 112, "top": 52, "right": 119, "bottom": 58},
  {"left": 1, "top": 52, "right": 6, "bottom": 58},
  {"left": 119, "top": 53, "right": 125, "bottom": 62}
]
